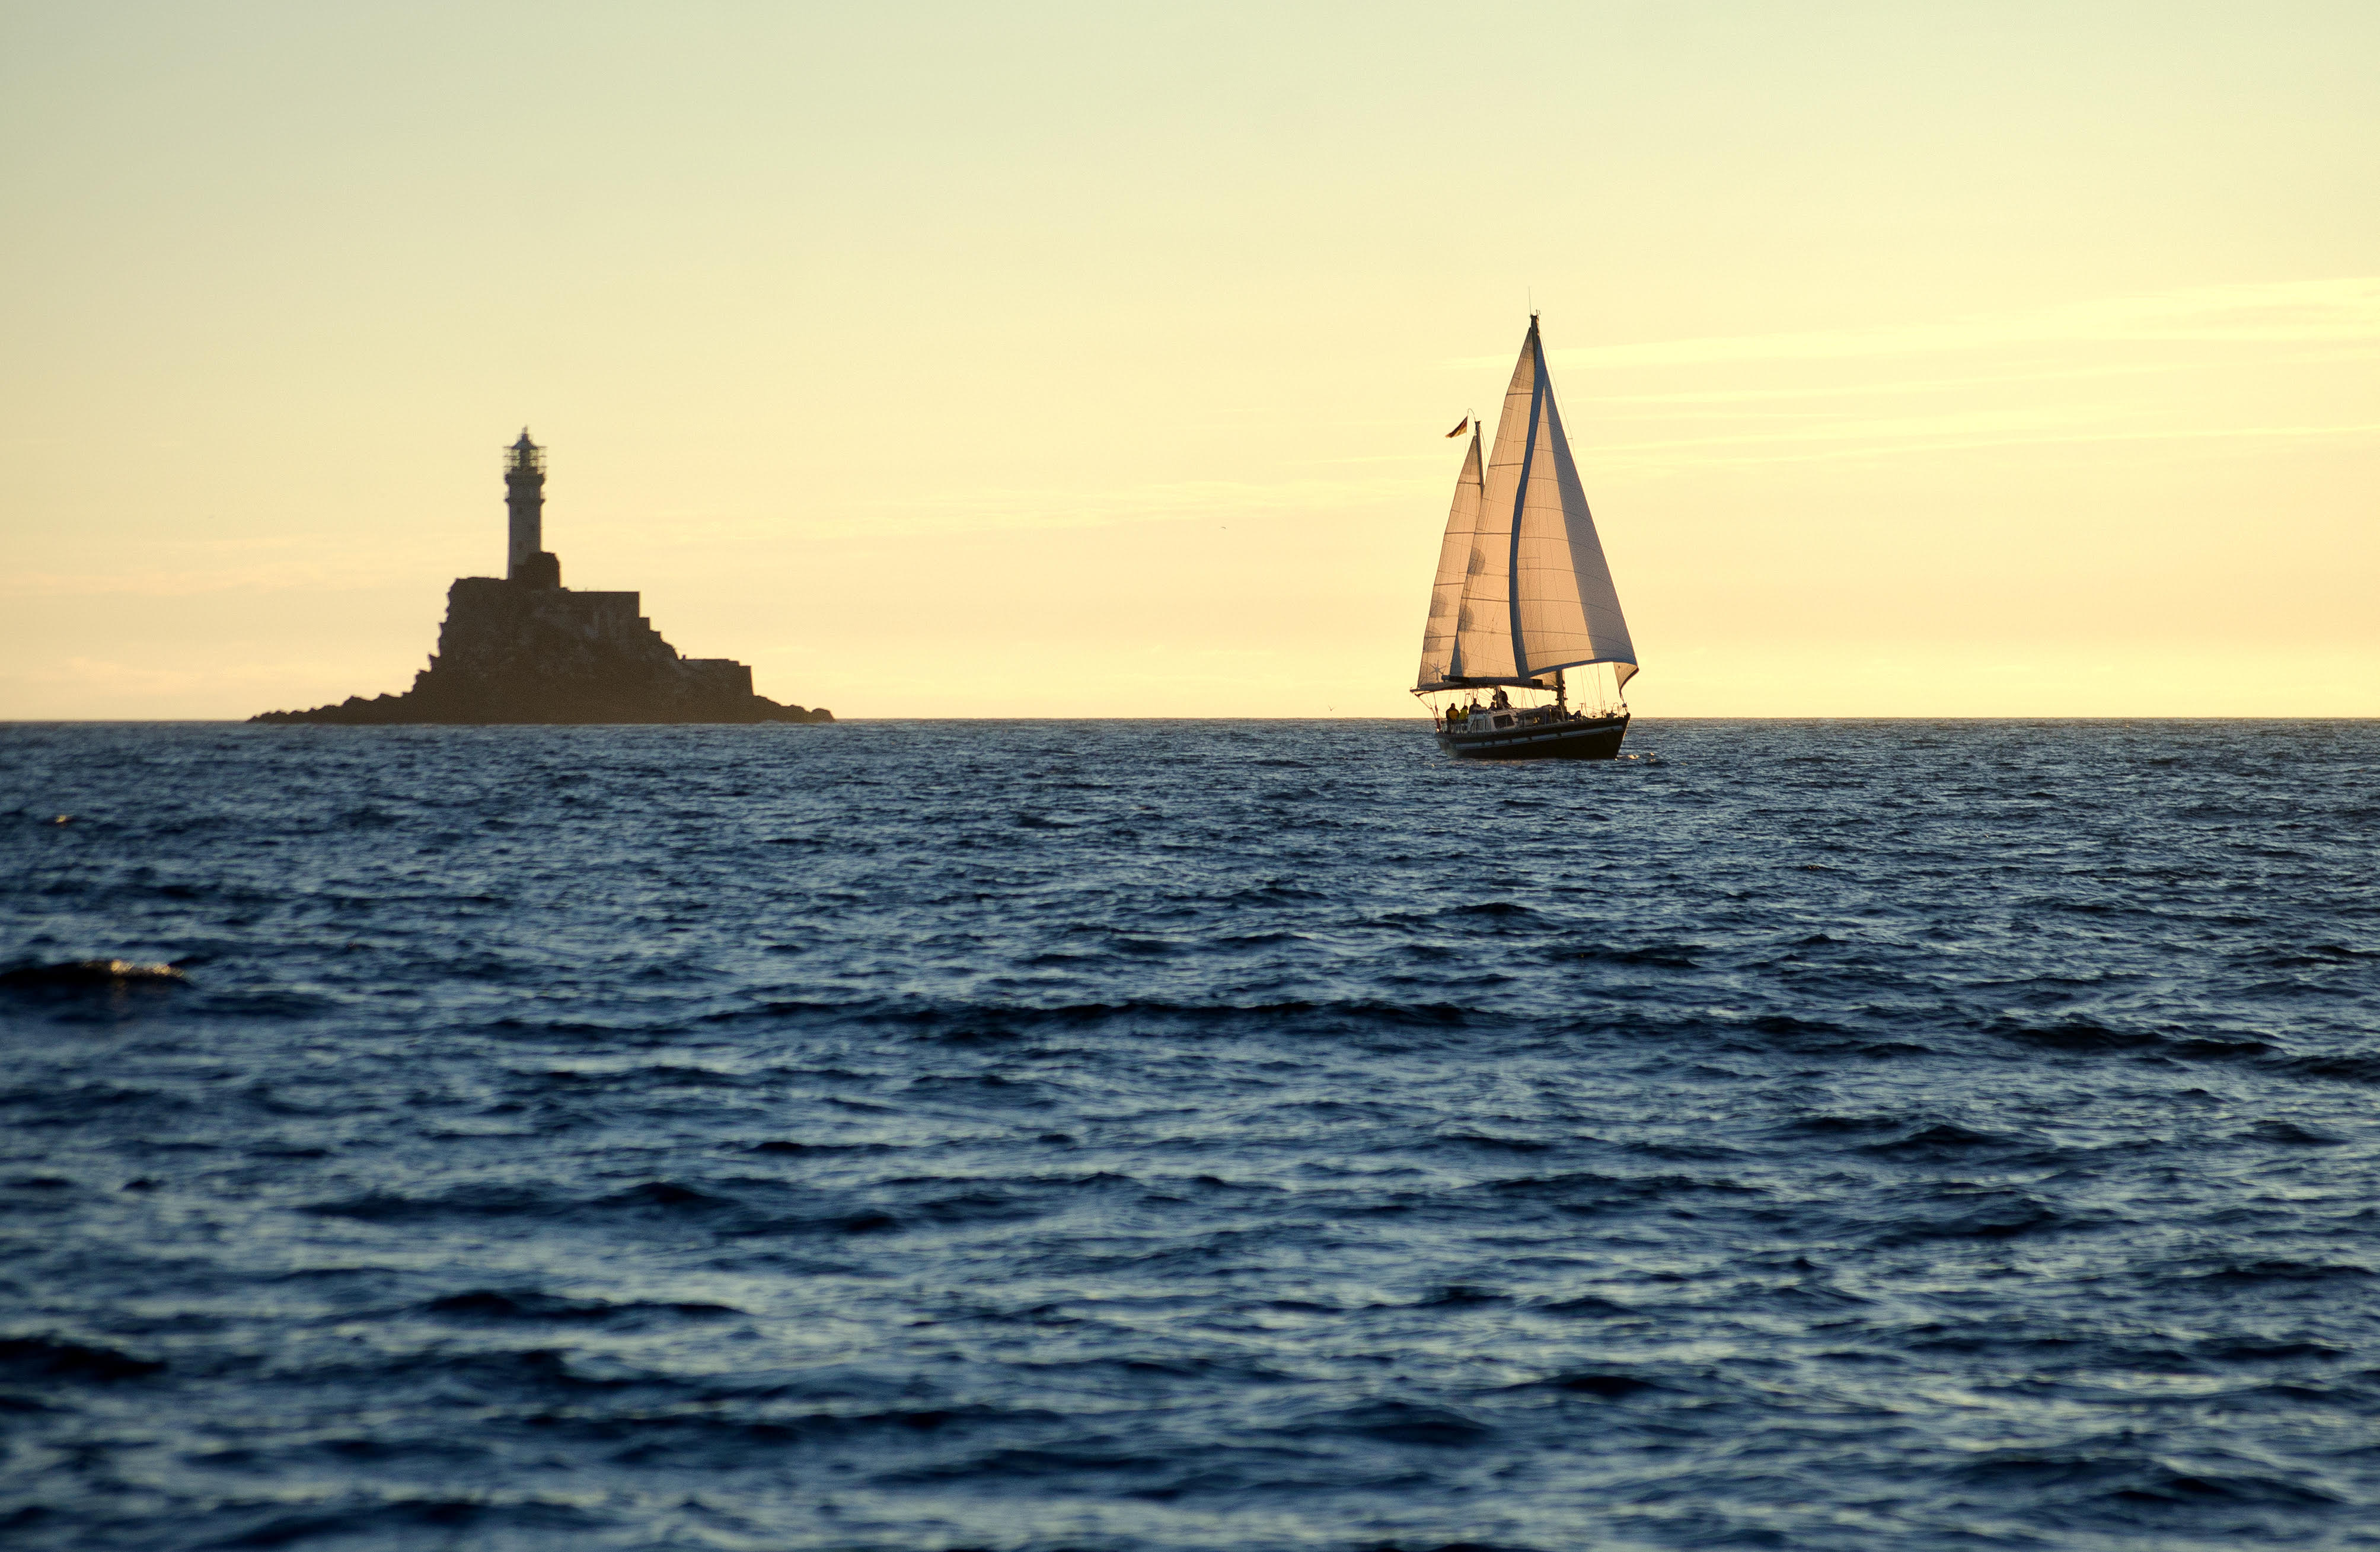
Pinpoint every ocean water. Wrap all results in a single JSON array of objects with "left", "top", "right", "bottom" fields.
[{"left": 3, "top": 718, "right": 2377, "bottom": 1552}]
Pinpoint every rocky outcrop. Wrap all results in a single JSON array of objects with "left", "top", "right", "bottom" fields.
[
  {"left": 253, "top": 576, "right": 831, "bottom": 726},
  {"left": 0, "top": 960, "right": 187, "bottom": 990}
]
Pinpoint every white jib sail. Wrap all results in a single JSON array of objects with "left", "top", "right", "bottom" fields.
[
  {"left": 1421, "top": 317, "right": 1636, "bottom": 691},
  {"left": 1415, "top": 429, "right": 1483, "bottom": 689}
]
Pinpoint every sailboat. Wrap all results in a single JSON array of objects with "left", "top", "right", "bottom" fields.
[{"left": 1415, "top": 315, "right": 1637, "bottom": 759}]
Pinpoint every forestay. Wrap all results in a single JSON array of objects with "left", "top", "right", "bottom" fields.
[{"left": 1414, "top": 318, "right": 1637, "bottom": 692}]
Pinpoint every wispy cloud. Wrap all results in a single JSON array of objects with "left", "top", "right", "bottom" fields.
[
  {"left": 557, "top": 474, "right": 1435, "bottom": 550},
  {"left": 1462, "top": 279, "right": 2380, "bottom": 471},
  {"left": 0, "top": 656, "right": 313, "bottom": 691},
  {"left": 1583, "top": 362, "right": 2178, "bottom": 410},
  {"left": 1483, "top": 277, "right": 2380, "bottom": 371},
  {"left": 2, "top": 549, "right": 451, "bottom": 599},
  {"left": 0, "top": 531, "right": 459, "bottom": 597},
  {"left": 786, "top": 475, "right": 1433, "bottom": 541},
  {"left": 1590, "top": 417, "right": 2380, "bottom": 472}
]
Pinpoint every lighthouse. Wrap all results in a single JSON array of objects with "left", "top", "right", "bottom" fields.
[
  {"left": 505, "top": 429, "right": 560, "bottom": 587},
  {"left": 250, "top": 427, "right": 832, "bottom": 724}
]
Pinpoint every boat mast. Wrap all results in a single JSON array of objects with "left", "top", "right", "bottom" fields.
[
  {"left": 1507, "top": 313, "right": 1545, "bottom": 682},
  {"left": 1421, "top": 314, "right": 1636, "bottom": 701}
]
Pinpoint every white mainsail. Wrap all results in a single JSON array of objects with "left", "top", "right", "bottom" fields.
[{"left": 1415, "top": 317, "right": 1636, "bottom": 693}]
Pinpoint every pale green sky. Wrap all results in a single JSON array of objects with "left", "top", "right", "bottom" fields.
[{"left": 5, "top": 1, "right": 2376, "bottom": 717}]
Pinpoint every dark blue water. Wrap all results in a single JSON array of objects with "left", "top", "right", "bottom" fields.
[{"left": 4, "top": 720, "right": 2377, "bottom": 1551}]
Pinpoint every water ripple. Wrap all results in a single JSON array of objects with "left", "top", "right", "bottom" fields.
[{"left": 1, "top": 718, "right": 2376, "bottom": 1549}]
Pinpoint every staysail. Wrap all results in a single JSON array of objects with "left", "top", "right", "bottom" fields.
[
  {"left": 1414, "top": 426, "right": 1483, "bottom": 689},
  {"left": 1415, "top": 317, "right": 1636, "bottom": 692}
]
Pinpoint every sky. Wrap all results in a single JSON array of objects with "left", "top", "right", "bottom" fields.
[{"left": 4, "top": 1, "right": 2375, "bottom": 718}]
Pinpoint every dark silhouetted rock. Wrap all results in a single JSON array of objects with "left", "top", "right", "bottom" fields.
[
  {"left": 254, "top": 577, "right": 833, "bottom": 726},
  {"left": 252, "top": 431, "right": 832, "bottom": 726},
  {"left": 0, "top": 960, "right": 187, "bottom": 989}
]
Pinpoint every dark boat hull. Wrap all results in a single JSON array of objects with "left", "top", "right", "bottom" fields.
[{"left": 1435, "top": 712, "right": 1630, "bottom": 761}]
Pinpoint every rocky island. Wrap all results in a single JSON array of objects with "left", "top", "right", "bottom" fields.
[{"left": 253, "top": 432, "right": 830, "bottom": 725}]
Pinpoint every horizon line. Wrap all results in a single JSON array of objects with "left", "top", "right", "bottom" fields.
[{"left": 6, "top": 715, "right": 2374, "bottom": 727}]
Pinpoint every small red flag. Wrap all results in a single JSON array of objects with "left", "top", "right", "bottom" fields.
[{"left": 1444, "top": 416, "right": 1469, "bottom": 438}]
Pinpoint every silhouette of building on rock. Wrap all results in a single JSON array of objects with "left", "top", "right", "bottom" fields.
[{"left": 254, "top": 431, "right": 831, "bottom": 725}]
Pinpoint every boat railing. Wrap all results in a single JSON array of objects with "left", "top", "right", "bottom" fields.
[{"left": 1443, "top": 703, "right": 1628, "bottom": 733}]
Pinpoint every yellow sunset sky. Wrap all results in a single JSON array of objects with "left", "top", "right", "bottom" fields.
[{"left": 4, "top": 2, "right": 2375, "bottom": 718}]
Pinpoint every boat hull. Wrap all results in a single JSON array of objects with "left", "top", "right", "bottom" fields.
[{"left": 1435, "top": 713, "right": 1630, "bottom": 761}]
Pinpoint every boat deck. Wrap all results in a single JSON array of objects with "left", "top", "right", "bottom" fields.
[{"left": 1435, "top": 708, "right": 1630, "bottom": 761}]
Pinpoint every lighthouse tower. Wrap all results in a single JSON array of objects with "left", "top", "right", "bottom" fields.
[{"left": 505, "top": 429, "right": 560, "bottom": 587}]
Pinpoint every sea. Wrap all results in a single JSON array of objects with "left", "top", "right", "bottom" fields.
[{"left": 3, "top": 718, "right": 2376, "bottom": 1551}]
